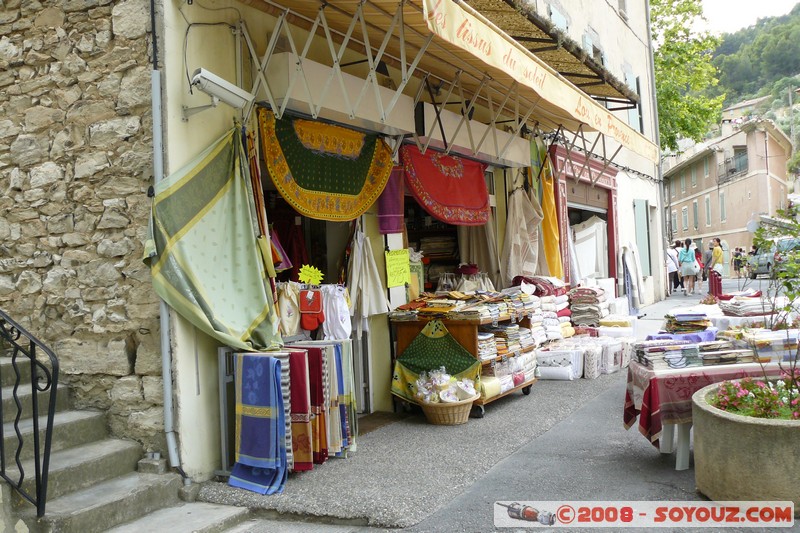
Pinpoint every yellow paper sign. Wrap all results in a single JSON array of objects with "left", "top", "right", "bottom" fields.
[{"left": 385, "top": 249, "right": 411, "bottom": 288}]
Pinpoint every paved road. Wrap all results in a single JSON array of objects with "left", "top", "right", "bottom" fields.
[{"left": 221, "top": 281, "right": 799, "bottom": 532}]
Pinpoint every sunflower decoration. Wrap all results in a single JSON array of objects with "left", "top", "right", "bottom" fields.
[{"left": 298, "top": 264, "right": 324, "bottom": 285}]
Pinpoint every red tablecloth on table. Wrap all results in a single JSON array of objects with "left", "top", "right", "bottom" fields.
[{"left": 623, "top": 361, "right": 783, "bottom": 448}]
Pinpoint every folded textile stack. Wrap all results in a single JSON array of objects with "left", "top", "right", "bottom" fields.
[
  {"left": 527, "top": 310, "right": 547, "bottom": 346},
  {"left": 420, "top": 235, "right": 457, "bottom": 258},
  {"left": 482, "top": 324, "right": 521, "bottom": 356},
  {"left": 561, "top": 321, "right": 575, "bottom": 338},
  {"left": 718, "top": 296, "right": 777, "bottom": 317},
  {"left": 516, "top": 350, "right": 537, "bottom": 382},
  {"left": 518, "top": 327, "right": 535, "bottom": 351},
  {"left": 733, "top": 328, "right": 799, "bottom": 362},
  {"left": 633, "top": 339, "right": 694, "bottom": 366},
  {"left": 478, "top": 332, "right": 498, "bottom": 361},
  {"left": 569, "top": 287, "right": 608, "bottom": 327},
  {"left": 664, "top": 312, "right": 712, "bottom": 333},
  {"left": 511, "top": 275, "right": 568, "bottom": 298},
  {"left": 698, "top": 340, "right": 756, "bottom": 364}
]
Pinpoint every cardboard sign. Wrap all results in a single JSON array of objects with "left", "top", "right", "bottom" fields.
[{"left": 385, "top": 249, "right": 411, "bottom": 288}]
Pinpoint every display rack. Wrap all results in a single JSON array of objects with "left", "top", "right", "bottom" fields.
[{"left": 391, "top": 315, "right": 536, "bottom": 417}]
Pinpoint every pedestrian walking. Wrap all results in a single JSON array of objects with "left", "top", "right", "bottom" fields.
[
  {"left": 731, "top": 247, "right": 743, "bottom": 279},
  {"left": 665, "top": 241, "right": 681, "bottom": 296},
  {"left": 702, "top": 241, "right": 713, "bottom": 285},
  {"left": 678, "top": 238, "right": 699, "bottom": 295},
  {"left": 707, "top": 238, "right": 724, "bottom": 296},
  {"left": 692, "top": 242, "right": 704, "bottom": 293}
]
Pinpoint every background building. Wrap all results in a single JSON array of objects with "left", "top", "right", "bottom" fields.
[{"left": 662, "top": 117, "right": 792, "bottom": 274}]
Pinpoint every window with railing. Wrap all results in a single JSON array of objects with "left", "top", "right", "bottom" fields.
[{"left": 717, "top": 148, "right": 748, "bottom": 182}]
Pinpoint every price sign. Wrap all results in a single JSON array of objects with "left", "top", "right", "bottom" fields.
[{"left": 385, "top": 249, "right": 410, "bottom": 288}]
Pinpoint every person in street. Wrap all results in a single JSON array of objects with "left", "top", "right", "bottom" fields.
[
  {"left": 707, "top": 238, "right": 724, "bottom": 296},
  {"left": 702, "top": 241, "right": 714, "bottom": 286},
  {"left": 692, "top": 242, "right": 704, "bottom": 293},
  {"left": 731, "top": 247, "right": 743, "bottom": 279},
  {"left": 678, "top": 238, "right": 698, "bottom": 295},
  {"left": 665, "top": 241, "right": 681, "bottom": 296}
]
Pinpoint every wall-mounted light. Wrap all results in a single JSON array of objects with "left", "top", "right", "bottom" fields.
[{"left": 182, "top": 68, "right": 256, "bottom": 121}]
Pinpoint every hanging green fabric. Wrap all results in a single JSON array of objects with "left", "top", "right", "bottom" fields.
[
  {"left": 391, "top": 320, "right": 481, "bottom": 403},
  {"left": 144, "top": 128, "right": 281, "bottom": 351}
]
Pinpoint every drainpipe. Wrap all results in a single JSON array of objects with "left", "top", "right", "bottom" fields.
[
  {"left": 150, "top": 0, "right": 188, "bottom": 483},
  {"left": 645, "top": 0, "right": 665, "bottom": 297}
]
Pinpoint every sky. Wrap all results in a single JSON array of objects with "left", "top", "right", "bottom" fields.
[{"left": 700, "top": 0, "right": 799, "bottom": 34}]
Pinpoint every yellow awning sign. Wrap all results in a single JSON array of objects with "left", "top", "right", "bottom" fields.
[{"left": 422, "top": 0, "right": 659, "bottom": 164}]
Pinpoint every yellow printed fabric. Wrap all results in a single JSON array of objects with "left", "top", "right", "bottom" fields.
[
  {"left": 533, "top": 138, "right": 564, "bottom": 279},
  {"left": 143, "top": 128, "right": 281, "bottom": 351},
  {"left": 258, "top": 108, "right": 393, "bottom": 221}
]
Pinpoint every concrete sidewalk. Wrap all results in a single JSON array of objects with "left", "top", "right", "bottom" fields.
[{"left": 204, "top": 282, "right": 794, "bottom": 532}]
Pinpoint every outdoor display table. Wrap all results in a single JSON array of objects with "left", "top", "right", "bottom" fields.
[{"left": 623, "top": 360, "right": 782, "bottom": 471}]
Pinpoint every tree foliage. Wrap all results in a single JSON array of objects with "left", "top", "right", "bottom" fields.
[
  {"left": 651, "top": 0, "right": 724, "bottom": 151},
  {"left": 710, "top": 5, "right": 800, "bottom": 104}
]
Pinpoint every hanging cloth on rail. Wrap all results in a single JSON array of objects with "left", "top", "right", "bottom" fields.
[
  {"left": 347, "top": 219, "right": 389, "bottom": 338},
  {"left": 258, "top": 108, "right": 393, "bottom": 221},
  {"left": 400, "top": 144, "right": 489, "bottom": 225},
  {"left": 501, "top": 187, "right": 542, "bottom": 288},
  {"left": 228, "top": 354, "right": 287, "bottom": 495},
  {"left": 532, "top": 137, "right": 563, "bottom": 279},
  {"left": 144, "top": 128, "right": 281, "bottom": 351},
  {"left": 378, "top": 167, "right": 405, "bottom": 234}
]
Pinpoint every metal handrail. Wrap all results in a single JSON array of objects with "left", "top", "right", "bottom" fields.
[{"left": 0, "top": 309, "right": 59, "bottom": 518}]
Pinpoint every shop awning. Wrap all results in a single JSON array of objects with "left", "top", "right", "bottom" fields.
[{"left": 242, "top": 0, "right": 659, "bottom": 164}]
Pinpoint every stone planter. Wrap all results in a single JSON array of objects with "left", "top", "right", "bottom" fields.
[{"left": 693, "top": 382, "right": 800, "bottom": 516}]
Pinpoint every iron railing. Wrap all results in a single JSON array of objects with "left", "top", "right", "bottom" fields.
[{"left": 0, "top": 309, "right": 59, "bottom": 518}]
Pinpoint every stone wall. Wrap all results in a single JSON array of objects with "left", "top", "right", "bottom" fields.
[{"left": 0, "top": 0, "right": 165, "bottom": 453}]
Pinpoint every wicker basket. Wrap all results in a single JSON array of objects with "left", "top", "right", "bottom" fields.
[{"left": 420, "top": 394, "right": 480, "bottom": 425}]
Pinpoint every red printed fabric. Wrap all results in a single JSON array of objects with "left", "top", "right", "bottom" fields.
[
  {"left": 624, "top": 362, "right": 784, "bottom": 450},
  {"left": 400, "top": 145, "right": 489, "bottom": 226}
]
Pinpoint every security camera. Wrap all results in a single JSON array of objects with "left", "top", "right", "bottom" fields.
[{"left": 190, "top": 68, "right": 255, "bottom": 109}]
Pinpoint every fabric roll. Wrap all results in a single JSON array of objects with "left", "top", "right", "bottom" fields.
[
  {"left": 228, "top": 354, "right": 287, "bottom": 495},
  {"left": 305, "top": 347, "right": 328, "bottom": 464},
  {"left": 267, "top": 352, "right": 294, "bottom": 472},
  {"left": 288, "top": 350, "right": 313, "bottom": 472}
]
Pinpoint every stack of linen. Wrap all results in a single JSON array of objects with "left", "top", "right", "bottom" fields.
[
  {"left": 568, "top": 287, "right": 608, "bottom": 326},
  {"left": 633, "top": 339, "right": 694, "bottom": 366},
  {"left": 528, "top": 310, "right": 548, "bottom": 346},
  {"left": 664, "top": 312, "right": 712, "bottom": 333},
  {"left": 718, "top": 296, "right": 781, "bottom": 317},
  {"left": 541, "top": 311, "right": 562, "bottom": 341},
  {"left": 518, "top": 327, "right": 535, "bottom": 352},
  {"left": 698, "top": 340, "right": 755, "bottom": 365},
  {"left": 478, "top": 332, "right": 499, "bottom": 362},
  {"left": 482, "top": 324, "right": 522, "bottom": 356}
]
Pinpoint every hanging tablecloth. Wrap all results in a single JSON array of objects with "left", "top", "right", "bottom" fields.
[
  {"left": 400, "top": 144, "right": 489, "bottom": 225},
  {"left": 258, "top": 108, "right": 393, "bottom": 221}
]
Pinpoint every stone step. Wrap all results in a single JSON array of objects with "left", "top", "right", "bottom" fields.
[
  {"left": 1, "top": 383, "right": 68, "bottom": 424},
  {"left": 2, "top": 410, "right": 108, "bottom": 463},
  {"left": 0, "top": 356, "right": 33, "bottom": 388},
  {"left": 34, "top": 472, "right": 183, "bottom": 533},
  {"left": 7, "top": 438, "right": 142, "bottom": 505},
  {"left": 223, "top": 519, "right": 369, "bottom": 533},
  {"left": 106, "top": 502, "right": 249, "bottom": 533}
]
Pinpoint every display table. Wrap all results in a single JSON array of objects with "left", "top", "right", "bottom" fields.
[
  {"left": 391, "top": 316, "right": 535, "bottom": 416},
  {"left": 623, "top": 361, "right": 783, "bottom": 471}
]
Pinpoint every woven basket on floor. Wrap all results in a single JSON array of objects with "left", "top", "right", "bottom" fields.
[{"left": 420, "top": 394, "right": 480, "bottom": 425}]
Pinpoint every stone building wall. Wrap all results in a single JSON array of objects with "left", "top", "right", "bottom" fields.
[{"left": 0, "top": 0, "right": 165, "bottom": 453}]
